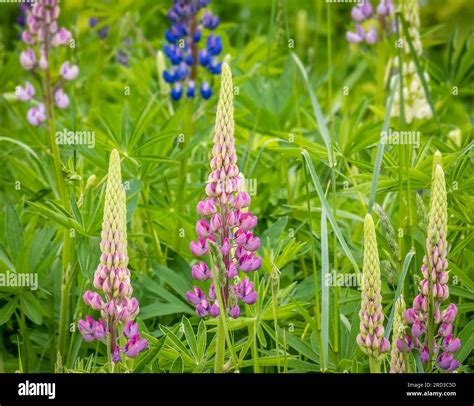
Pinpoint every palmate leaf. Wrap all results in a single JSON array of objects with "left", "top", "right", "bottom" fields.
[
  {"left": 5, "top": 204, "right": 24, "bottom": 261},
  {"left": 20, "top": 292, "right": 45, "bottom": 325},
  {"left": 27, "top": 201, "right": 88, "bottom": 236},
  {"left": 457, "top": 320, "right": 474, "bottom": 363},
  {"left": 140, "top": 303, "right": 193, "bottom": 320},
  {"left": 0, "top": 298, "right": 17, "bottom": 325}
]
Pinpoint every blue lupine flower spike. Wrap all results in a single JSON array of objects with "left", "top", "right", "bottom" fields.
[{"left": 163, "top": 0, "right": 222, "bottom": 101}]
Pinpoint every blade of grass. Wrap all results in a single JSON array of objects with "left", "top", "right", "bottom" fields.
[
  {"left": 292, "top": 53, "right": 333, "bottom": 166},
  {"left": 302, "top": 149, "right": 360, "bottom": 275},
  {"left": 320, "top": 208, "right": 329, "bottom": 371},
  {"left": 367, "top": 75, "right": 399, "bottom": 213},
  {"left": 384, "top": 249, "right": 415, "bottom": 338}
]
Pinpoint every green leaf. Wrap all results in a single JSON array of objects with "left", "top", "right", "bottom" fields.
[
  {"left": 196, "top": 320, "right": 207, "bottom": 360},
  {"left": 143, "top": 276, "right": 191, "bottom": 308},
  {"left": 320, "top": 208, "right": 329, "bottom": 371},
  {"left": 159, "top": 325, "right": 196, "bottom": 365},
  {"left": 284, "top": 329, "right": 320, "bottom": 364},
  {"left": 0, "top": 137, "right": 39, "bottom": 159},
  {"left": 0, "top": 298, "right": 17, "bottom": 325},
  {"left": 367, "top": 75, "right": 398, "bottom": 212},
  {"left": 77, "top": 237, "right": 98, "bottom": 278},
  {"left": 133, "top": 336, "right": 165, "bottom": 373},
  {"left": 457, "top": 320, "right": 474, "bottom": 363},
  {"left": 5, "top": 204, "right": 24, "bottom": 261},
  {"left": 140, "top": 303, "right": 193, "bottom": 320},
  {"left": 20, "top": 292, "right": 43, "bottom": 325},
  {"left": 28, "top": 227, "right": 55, "bottom": 274},
  {"left": 27, "top": 201, "right": 86, "bottom": 236},
  {"left": 260, "top": 216, "right": 288, "bottom": 247},
  {"left": 292, "top": 52, "right": 333, "bottom": 166},
  {"left": 385, "top": 250, "right": 415, "bottom": 339},
  {"left": 301, "top": 150, "right": 360, "bottom": 274},
  {"left": 131, "top": 155, "right": 180, "bottom": 165},
  {"left": 169, "top": 356, "right": 184, "bottom": 373},
  {"left": 155, "top": 265, "right": 192, "bottom": 297},
  {"left": 0, "top": 246, "right": 15, "bottom": 272},
  {"left": 181, "top": 317, "right": 198, "bottom": 359}
]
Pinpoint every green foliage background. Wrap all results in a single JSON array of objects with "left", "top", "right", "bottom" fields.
[{"left": 0, "top": 0, "right": 472, "bottom": 373}]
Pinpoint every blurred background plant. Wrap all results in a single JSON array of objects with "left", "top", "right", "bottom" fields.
[{"left": 0, "top": 0, "right": 472, "bottom": 373}]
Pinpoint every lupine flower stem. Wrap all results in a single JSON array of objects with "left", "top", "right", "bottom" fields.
[
  {"left": 209, "top": 245, "right": 226, "bottom": 374},
  {"left": 18, "top": 1, "right": 76, "bottom": 359},
  {"left": 42, "top": 40, "right": 73, "bottom": 362},
  {"left": 357, "top": 214, "right": 390, "bottom": 372},
  {"left": 271, "top": 265, "right": 281, "bottom": 373},
  {"left": 390, "top": 296, "right": 407, "bottom": 373},
  {"left": 78, "top": 150, "right": 147, "bottom": 368},
  {"left": 175, "top": 99, "right": 194, "bottom": 251},
  {"left": 369, "top": 356, "right": 381, "bottom": 373},
  {"left": 208, "top": 241, "right": 239, "bottom": 372},
  {"left": 403, "top": 152, "right": 461, "bottom": 372},
  {"left": 426, "top": 291, "right": 435, "bottom": 372}
]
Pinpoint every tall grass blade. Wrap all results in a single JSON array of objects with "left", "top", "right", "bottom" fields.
[
  {"left": 320, "top": 208, "right": 329, "bottom": 371},
  {"left": 292, "top": 52, "right": 333, "bottom": 166},
  {"left": 367, "top": 75, "right": 399, "bottom": 213},
  {"left": 384, "top": 250, "right": 415, "bottom": 338},
  {"left": 301, "top": 149, "right": 360, "bottom": 274}
]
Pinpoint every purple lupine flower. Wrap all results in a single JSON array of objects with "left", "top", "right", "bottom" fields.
[
  {"left": 17, "top": 0, "right": 77, "bottom": 126},
  {"left": 16, "top": 82, "right": 35, "bottom": 102},
  {"left": 112, "top": 345, "right": 122, "bottom": 363},
  {"left": 122, "top": 320, "right": 139, "bottom": 339},
  {"left": 401, "top": 153, "right": 461, "bottom": 371},
  {"left": 60, "top": 61, "right": 79, "bottom": 81},
  {"left": 163, "top": 0, "right": 222, "bottom": 100},
  {"left": 191, "top": 261, "right": 211, "bottom": 281},
  {"left": 54, "top": 88, "right": 69, "bottom": 109},
  {"left": 78, "top": 150, "right": 147, "bottom": 364},
  {"left": 77, "top": 315, "right": 100, "bottom": 342},
  {"left": 89, "top": 17, "right": 109, "bottom": 39},
  {"left": 346, "top": 0, "right": 395, "bottom": 46},
  {"left": 17, "top": 3, "right": 32, "bottom": 27},
  {"left": 26, "top": 103, "right": 46, "bottom": 126},
  {"left": 123, "top": 334, "right": 148, "bottom": 358},
  {"left": 186, "top": 63, "right": 260, "bottom": 319}
]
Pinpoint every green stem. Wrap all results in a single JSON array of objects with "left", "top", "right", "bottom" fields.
[
  {"left": 326, "top": 4, "right": 332, "bottom": 114},
  {"left": 208, "top": 246, "right": 239, "bottom": 373},
  {"left": 376, "top": 35, "right": 386, "bottom": 106},
  {"left": 271, "top": 276, "right": 281, "bottom": 373},
  {"left": 17, "top": 311, "right": 30, "bottom": 372},
  {"left": 369, "top": 356, "right": 381, "bottom": 373},
  {"left": 43, "top": 51, "right": 72, "bottom": 361},
  {"left": 175, "top": 100, "right": 194, "bottom": 251},
  {"left": 250, "top": 320, "right": 260, "bottom": 373},
  {"left": 326, "top": 1, "right": 339, "bottom": 362},
  {"left": 426, "top": 292, "right": 435, "bottom": 372},
  {"left": 57, "top": 241, "right": 71, "bottom": 362},
  {"left": 214, "top": 316, "right": 225, "bottom": 373},
  {"left": 303, "top": 164, "right": 321, "bottom": 331}
]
